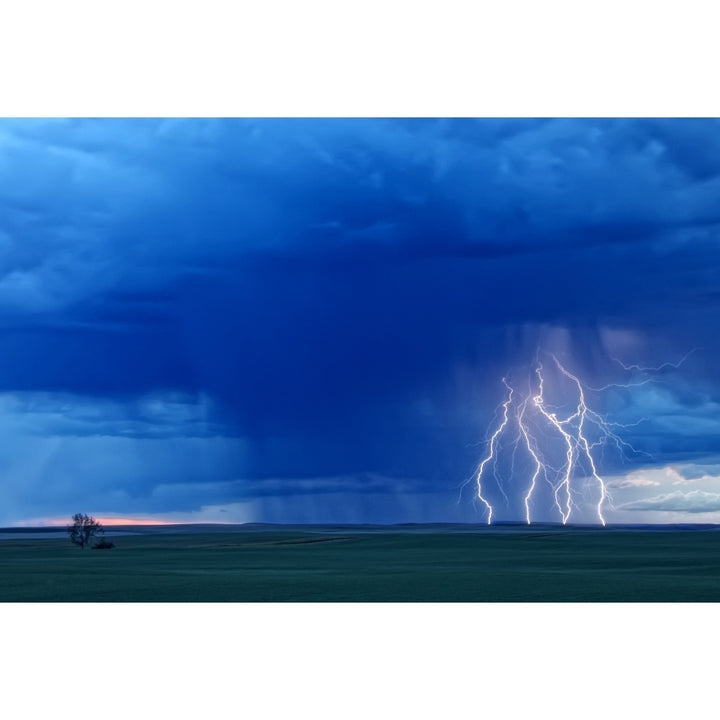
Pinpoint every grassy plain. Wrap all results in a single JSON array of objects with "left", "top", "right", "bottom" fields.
[{"left": 1, "top": 524, "right": 720, "bottom": 602}]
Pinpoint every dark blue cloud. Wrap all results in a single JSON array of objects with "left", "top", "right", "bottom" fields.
[{"left": 1, "top": 118, "right": 720, "bottom": 524}]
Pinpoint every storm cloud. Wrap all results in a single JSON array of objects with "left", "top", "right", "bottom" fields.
[{"left": 2, "top": 118, "right": 720, "bottom": 524}]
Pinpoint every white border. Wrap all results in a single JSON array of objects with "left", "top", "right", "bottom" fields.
[
  {"left": 2, "top": 603, "right": 717, "bottom": 719},
  {"left": 1, "top": 1, "right": 719, "bottom": 115}
]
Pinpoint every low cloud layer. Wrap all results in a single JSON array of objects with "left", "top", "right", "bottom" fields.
[{"left": 620, "top": 490, "right": 720, "bottom": 514}]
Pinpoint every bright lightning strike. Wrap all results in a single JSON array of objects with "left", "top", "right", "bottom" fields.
[
  {"left": 532, "top": 360, "right": 577, "bottom": 524},
  {"left": 517, "top": 397, "right": 541, "bottom": 525},
  {"left": 550, "top": 355, "right": 608, "bottom": 525},
  {"left": 466, "top": 352, "right": 689, "bottom": 526},
  {"left": 474, "top": 378, "right": 513, "bottom": 525}
]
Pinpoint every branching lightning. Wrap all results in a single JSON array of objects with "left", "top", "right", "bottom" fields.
[
  {"left": 517, "top": 397, "right": 541, "bottom": 525},
  {"left": 532, "top": 360, "right": 577, "bottom": 524},
  {"left": 474, "top": 379, "right": 513, "bottom": 525},
  {"left": 465, "top": 351, "right": 692, "bottom": 526},
  {"left": 611, "top": 349, "right": 695, "bottom": 373}
]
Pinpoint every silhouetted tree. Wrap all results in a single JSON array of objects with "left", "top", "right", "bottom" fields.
[{"left": 68, "top": 513, "right": 104, "bottom": 550}]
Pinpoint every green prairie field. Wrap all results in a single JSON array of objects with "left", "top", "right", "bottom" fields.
[{"left": 2, "top": 524, "right": 720, "bottom": 602}]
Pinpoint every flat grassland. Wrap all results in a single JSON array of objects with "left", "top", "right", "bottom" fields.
[{"left": 2, "top": 524, "right": 720, "bottom": 602}]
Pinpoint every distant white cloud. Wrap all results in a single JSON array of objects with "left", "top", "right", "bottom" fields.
[
  {"left": 620, "top": 490, "right": 720, "bottom": 513},
  {"left": 607, "top": 470, "right": 661, "bottom": 489},
  {"left": 666, "top": 467, "right": 688, "bottom": 485},
  {"left": 675, "top": 463, "right": 720, "bottom": 481}
]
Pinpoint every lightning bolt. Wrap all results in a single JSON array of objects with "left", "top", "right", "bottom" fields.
[
  {"left": 588, "top": 349, "right": 695, "bottom": 392},
  {"left": 549, "top": 355, "right": 608, "bottom": 526},
  {"left": 468, "top": 350, "right": 684, "bottom": 526},
  {"left": 611, "top": 349, "right": 695, "bottom": 373},
  {"left": 532, "top": 361, "right": 576, "bottom": 524},
  {"left": 473, "top": 378, "right": 513, "bottom": 525},
  {"left": 517, "top": 396, "right": 542, "bottom": 525}
]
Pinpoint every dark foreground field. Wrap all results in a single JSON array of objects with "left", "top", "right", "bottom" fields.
[{"left": 2, "top": 524, "right": 720, "bottom": 601}]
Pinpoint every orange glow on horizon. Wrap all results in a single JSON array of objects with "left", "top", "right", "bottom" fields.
[
  {"left": 94, "top": 517, "right": 176, "bottom": 526},
  {"left": 12, "top": 505, "right": 253, "bottom": 528},
  {"left": 13, "top": 515, "right": 179, "bottom": 528}
]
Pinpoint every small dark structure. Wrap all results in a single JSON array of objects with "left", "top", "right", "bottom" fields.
[{"left": 92, "top": 538, "right": 116, "bottom": 550}]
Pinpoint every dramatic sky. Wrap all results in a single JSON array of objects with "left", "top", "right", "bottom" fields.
[{"left": 2, "top": 117, "right": 720, "bottom": 526}]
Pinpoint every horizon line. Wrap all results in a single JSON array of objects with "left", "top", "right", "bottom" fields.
[{"left": 4, "top": 520, "right": 720, "bottom": 530}]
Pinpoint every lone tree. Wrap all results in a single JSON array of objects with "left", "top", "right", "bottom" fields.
[{"left": 68, "top": 513, "right": 104, "bottom": 550}]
